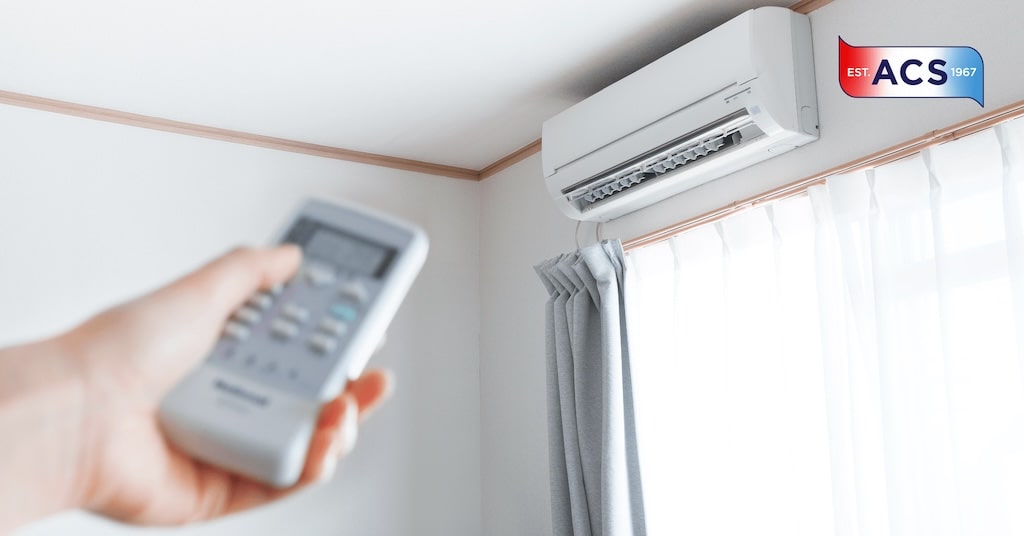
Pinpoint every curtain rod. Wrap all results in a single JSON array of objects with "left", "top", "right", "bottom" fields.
[{"left": 622, "top": 97, "right": 1024, "bottom": 252}]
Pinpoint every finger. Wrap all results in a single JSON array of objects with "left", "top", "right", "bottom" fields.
[
  {"left": 345, "top": 369, "right": 394, "bottom": 422},
  {"left": 293, "top": 370, "right": 393, "bottom": 485},
  {"left": 315, "top": 369, "right": 393, "bottom": 427},
  {"left": 177, "top": 245, "right": 302, "bottom": 315},
  {"left": 301, "top": 394, "right": 359, "bottom": 484},
  {"left": 316, "top": 393, "right": 348, "bottom": 429},
  {"left": 311, "top": 369, "right": 390, "bottom": 429}
]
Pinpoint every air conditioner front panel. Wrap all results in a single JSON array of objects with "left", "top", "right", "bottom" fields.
[
  {"left": 542, "top": 7, "right": 818, "bottom": 222},
  {"left": 541, "top": 10, "right": 758, "bottom": 177},
  {"left": 545, "top": 83, "right": 755, "bottom": 204}
]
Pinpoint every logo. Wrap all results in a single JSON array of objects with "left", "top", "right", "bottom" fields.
[
  {"left": 214, "top": 379, "right": 270, "bottom": 407},
  {"left": 839, "top": 38, "right": 984, "bottom": 107}
]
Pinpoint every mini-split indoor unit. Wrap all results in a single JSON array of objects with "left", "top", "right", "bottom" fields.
[{"left": 542, "top": 7, "right": 819, "bottom": 222}]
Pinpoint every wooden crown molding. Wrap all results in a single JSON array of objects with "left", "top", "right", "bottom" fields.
[
  {"left": 0, "top": 0, "right": 832, "bottom": 182},
  {"left": 478, "top": 139, "right": 542, "bottom": 180},
  {"left": 0, "top": 90, "right": 480, "bottom": 181},
  {"left": 790, "top": 0, "right": 834, "bottom": 15}
]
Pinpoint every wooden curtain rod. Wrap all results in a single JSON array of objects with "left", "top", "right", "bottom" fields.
[{"left": 622, "top": 98, "right": 1024, "bottom": 252}]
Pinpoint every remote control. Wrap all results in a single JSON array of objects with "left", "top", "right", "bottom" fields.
[{"left": 159, "top": 199, "right": 428, "bottom": 487}]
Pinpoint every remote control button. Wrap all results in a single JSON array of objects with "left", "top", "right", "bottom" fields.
[
  {"left": 271, "top": 319, "right": 300, "bottom": 340},
  {"left": 232, "top": 306, "right": 262, "bottom": 325},
  {"left": 269, "top": 283, "right": 285, "bottom": 296},
  {"left": 261, "top": 361, "right": 279, "bottom": 374},
  {"left": 282, "top": 303, "right": 310, "bottom": 324},
  {"left": 305, "top": 264, "right": 336, "bottom": 286},
  {"left": 329, "top": 303, "right": 358, "bottom": 323},
  {"left": 338, "top": 281, "right": 368, "bottom": 304},
  {"left": 287, "top": 368, "right": 300, "bottom": 381},
  {"left": 319, "top": 317, "right": 349, "bottom": 337},
  {"left": 223, "top": 321, "right": 250, "bottom": 341},
  {"left": 309, "top": 333, "right": 338, "bottom": 355},
  {"left": 246, "top": 292, "right": 274, "bottom": 310}
]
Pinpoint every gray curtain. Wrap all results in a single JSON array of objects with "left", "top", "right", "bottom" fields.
[{"left": 535, "top": 239, "right": 646, "bottom": 536}]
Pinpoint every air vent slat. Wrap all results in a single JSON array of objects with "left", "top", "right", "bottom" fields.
[{"left": 560, "top": 111, "right": 765, "bottom": 212}]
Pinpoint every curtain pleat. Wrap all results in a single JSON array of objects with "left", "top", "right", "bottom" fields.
[{"left": 536, "top": 241, "right": 646, "bottom": 536}]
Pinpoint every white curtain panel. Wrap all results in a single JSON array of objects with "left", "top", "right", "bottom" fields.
[
  {"left": 626, "top": 117, "right": 1024, "bottom": 536},
  {"left": 536, "top": 241, "right": 647, "bottom": 536}
]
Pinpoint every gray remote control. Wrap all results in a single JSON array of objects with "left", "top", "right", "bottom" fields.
[{"left": 159, "top": 199, "right": 428, "bottom": 487}]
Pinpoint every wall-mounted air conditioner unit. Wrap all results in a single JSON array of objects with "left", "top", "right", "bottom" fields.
[{"left": 542, "top": 7, "right": 818, "bottom": 222}]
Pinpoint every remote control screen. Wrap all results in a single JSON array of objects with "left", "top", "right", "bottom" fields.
[{"left": 284, "top": 218, "right": 396, "bottom": 278}]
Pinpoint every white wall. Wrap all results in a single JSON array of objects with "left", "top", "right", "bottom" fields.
[
  {"left": 478, "top": 153, "right": 573, "bottom": 536},
  {"left": 478, "top": 0, "right": 1024, "bottom": 533},
  {"left": 0, "top": 104, "right": 481, "bottom": 536}
]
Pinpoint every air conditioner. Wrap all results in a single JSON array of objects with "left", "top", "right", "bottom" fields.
[{"left": 542, "top": 7, "right": 818, "bottom": 222}]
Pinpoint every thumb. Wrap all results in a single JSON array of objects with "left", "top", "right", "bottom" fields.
[
  {"left": 61, "top": 245, "right": 303, "bottom": 398},
  {"left": 176, "top": 245, "right": 303, "bottom": 315}
]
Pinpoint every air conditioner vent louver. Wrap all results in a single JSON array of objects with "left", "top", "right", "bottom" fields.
[{"left": 563, "top": 112, "right": 763, "bottom": 212}]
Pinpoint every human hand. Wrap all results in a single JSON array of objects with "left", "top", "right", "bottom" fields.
[{"left": 0, "top": 246, "right": 393, "bottom": 531}]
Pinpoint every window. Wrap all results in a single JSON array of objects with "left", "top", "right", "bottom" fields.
[{"left": 627, "top": 119, "right": 1024, "bottom": 535}]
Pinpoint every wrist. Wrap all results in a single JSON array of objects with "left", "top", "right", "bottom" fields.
[{"left": 0, "top": 336, "right": 91, "bottom": 531}]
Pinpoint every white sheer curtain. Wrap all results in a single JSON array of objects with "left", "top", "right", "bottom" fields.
[{"left": 627, "top": 117, "right": 1024, "bottom": 536}]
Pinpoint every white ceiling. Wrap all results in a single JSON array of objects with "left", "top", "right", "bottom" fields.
[{"left": 0, "top": 0, "right": 791, "bottom": 170}]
